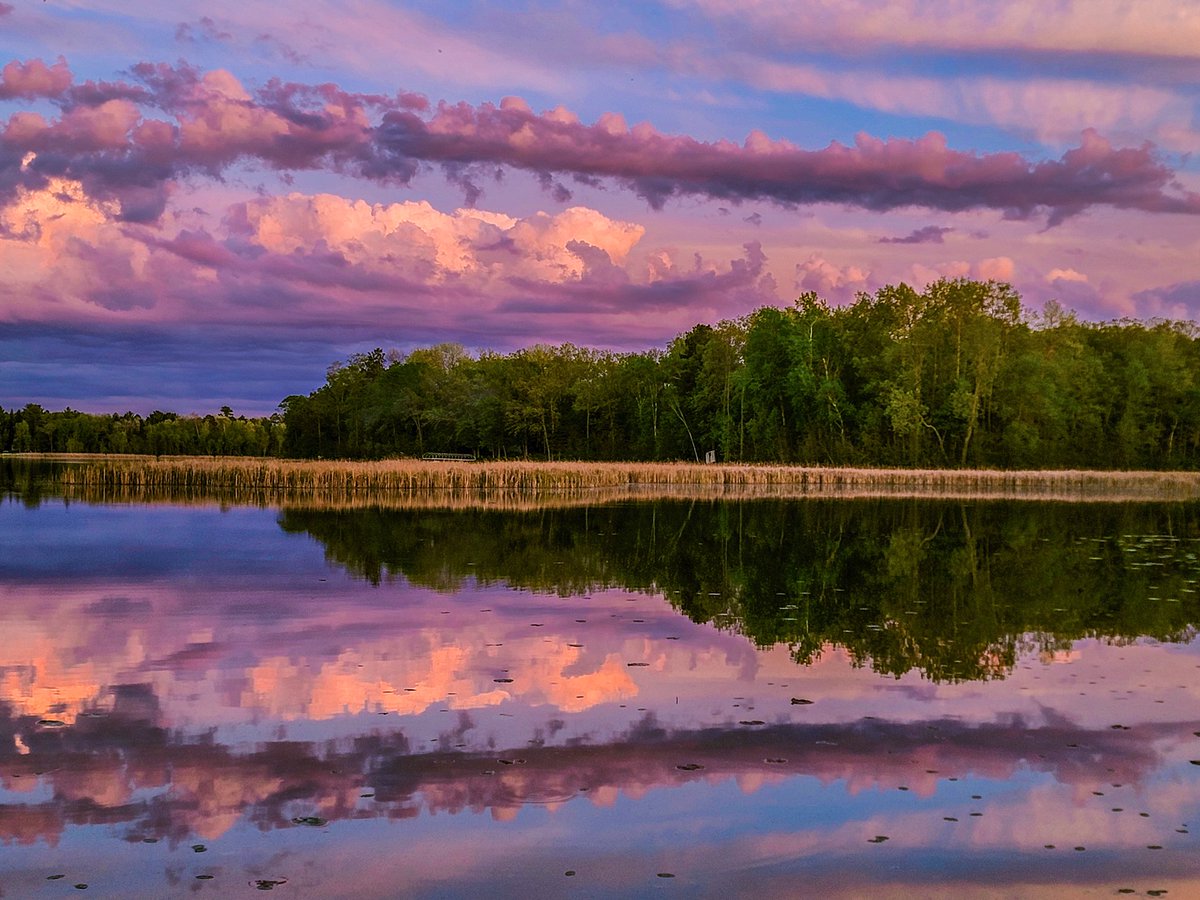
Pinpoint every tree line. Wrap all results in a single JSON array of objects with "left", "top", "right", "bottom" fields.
[
  {"left": 279, "top": 279, "right": 1200, "bottom": 469},
  {"left": 6, "top": 278, "right": 1200, "bottom": 469},
  {"left": 0, "top": 405, "right": 285, "bottom": 457}
]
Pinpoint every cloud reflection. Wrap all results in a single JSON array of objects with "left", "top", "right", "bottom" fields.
[{"left": 2, "top": 688, "right": 1195, "bottom": 849}]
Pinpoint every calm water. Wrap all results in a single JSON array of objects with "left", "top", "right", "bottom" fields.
[{"left": 3, "top": 475, "right": 1200, "bottom": 897}]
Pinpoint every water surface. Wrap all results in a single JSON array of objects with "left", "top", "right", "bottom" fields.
[{"left": 2, "top": 477, "right": 1200, "bottom": 897}]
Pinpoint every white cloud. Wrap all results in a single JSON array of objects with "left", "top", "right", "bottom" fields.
[
  {"left": 1046, "top": 267, "right": 1088, "bottom": 283},
  {"left": 232, "top": 194, "right": 646, "bottom": 285}
]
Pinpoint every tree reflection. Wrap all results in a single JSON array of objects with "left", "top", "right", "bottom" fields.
[{"left": 279, "top": 499, "right": 1200, "bottom": 682}]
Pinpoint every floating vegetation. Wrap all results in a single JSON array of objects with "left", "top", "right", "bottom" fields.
[{"left": 290, "top": 816, "right": 327, "bottom": 827}]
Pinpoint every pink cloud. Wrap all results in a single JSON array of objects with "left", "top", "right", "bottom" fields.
[
  {"left": 3, "top": 59, "right": 1198, "bottom": 227},
  {"left": 905, "top": 257, "right": 1016, "bottom": 289},
  {"left": 1046, "top": 267, "right": 1088, "bottom": 284},
  {"left": 678, "top": 0, "right": 1200, "bottom": 61},
  {"left": 0, "top": 58, "right": 71, "bottom": 100},
  {"left": 976, "top": 256, "right": 1015, "bottom": 281},
  {"left": 795, "top": 254, "right": 873, "bottom": 302},
  {"left": 0, "top": 180, "right": 775, "bottom": 347}
]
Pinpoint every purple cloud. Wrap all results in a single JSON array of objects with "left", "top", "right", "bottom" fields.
[
  {"left": 3, "top": 58, "right": 1198, "bottom": 226},
  {"left": 1132, "top": 279, "right": 1200, "bottom": 320},
  {"left": 879, "top": 225, "right": 953, "bottom": 244},
  {"left": 175, "top": 16, "right": 233, "bottom": 45}
]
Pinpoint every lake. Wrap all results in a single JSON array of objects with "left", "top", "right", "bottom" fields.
[{"left": 2, "top": 464, "right": 1200, "bottom": 897}]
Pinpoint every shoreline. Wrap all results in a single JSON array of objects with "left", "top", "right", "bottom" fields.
[{"left": 7, "top": 454, "right": 1200, "bottom": 505}]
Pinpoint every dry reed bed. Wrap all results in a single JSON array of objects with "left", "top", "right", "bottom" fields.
[
  {"left": 41, "top": 455, "right": 1200, "bottom": 503},
  {"left": 37, "top": 483, "right": 1200, "bottom": 511}
]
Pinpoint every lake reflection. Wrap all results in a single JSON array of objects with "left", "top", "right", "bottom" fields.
[{"left": 2, "top": 490, "right": 1200, "bottom": 897}]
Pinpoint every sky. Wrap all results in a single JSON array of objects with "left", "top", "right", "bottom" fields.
[{"left": 2, "top": 1, "right": 1199, "bottom": 415}]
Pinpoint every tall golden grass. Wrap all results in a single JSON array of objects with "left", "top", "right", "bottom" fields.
[{"left": 20, "top": 454, "right": 1200, "bottom": 506}]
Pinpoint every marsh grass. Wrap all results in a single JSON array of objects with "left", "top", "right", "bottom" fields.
[{"left": 18, "top": 454, "right": 1200, "bottom": 507}]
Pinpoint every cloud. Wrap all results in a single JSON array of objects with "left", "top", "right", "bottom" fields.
[
  {"left": 795, "top": 254, "right": 873, "bottom": 302},
  {"left": 674, "top": 0, "right": 1200, "bottom": 61},
  {"left": 0, "top": 177, "right": 774, "bottom": 354},
  {"left": 1046, "top": 268, "right": 1088, "bottom": 284},
  {"left": 0, "top": 58, "right": 71, "bottom": 100},
  {"left": 976, "top": 256, "right": 1016, "bottom": 281},
  {"left": 225, "top": 193, "right": 646, "bottom": 287},
  {"left": 4, "top": 59, "right": 1198, "bottom": 226},
  {"left": 1131, "top": 279, "right": 1200, "bottom": 321},
  {"left": 907, "top": 256, "right": 1016, "bottom": 287},
  {"left": 879, "top": 225, "right": 952, "bottom": 245},
  {"left": 688, "top": 49, "right": 1200, "bottom": 151},
  {"left": 1018, "top": 268, "right": 1115, "bottom": 318},
  {"left": 174, "top": 16, "right": 232, "bottom": 45}
]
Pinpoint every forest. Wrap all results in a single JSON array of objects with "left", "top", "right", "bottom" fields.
[
  {"left": 0, "top": 405, "right": 286, "bottom": 458},
  {"left": 5, "top": 278, "right": 1200, "bottom": 469}
]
